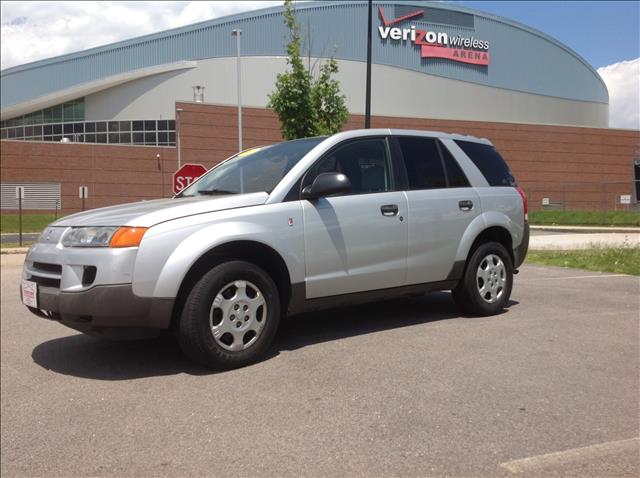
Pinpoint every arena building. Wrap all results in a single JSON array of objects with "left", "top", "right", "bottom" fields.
[{"left": 1, "top": 1, "right": 637, "bottom": 212}]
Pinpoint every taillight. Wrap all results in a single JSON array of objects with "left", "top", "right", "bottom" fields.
[{"left": 515, "top": 185, "right": 528, "bottom": 222}]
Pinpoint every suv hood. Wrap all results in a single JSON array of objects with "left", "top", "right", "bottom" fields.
[{"left": 52, "top": 192, "right": 269, "bottom": 228}]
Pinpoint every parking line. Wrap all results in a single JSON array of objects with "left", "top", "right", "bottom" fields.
[
  {"left": 499, "top": 437, "right": 639, "bottom": 474},
  {"left": 518, "top": 274, "right": 629, "bottom": 282}
]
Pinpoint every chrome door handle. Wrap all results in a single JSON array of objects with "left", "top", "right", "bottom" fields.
[
  {"left": 459, "top": 200, "right": 474, "bottom": 211},
  {"left": 380, "top": 204, "right": 399, "bottom": 216}
]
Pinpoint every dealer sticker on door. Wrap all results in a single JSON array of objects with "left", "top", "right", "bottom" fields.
[{"left": 21, "top": 280, "right": 38, "bottom": 308}]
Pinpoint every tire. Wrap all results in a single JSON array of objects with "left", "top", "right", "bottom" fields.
[
  {"left": 452, "top": 241, "right": 513, "bottom": 316},
  {"left": 177, "top": 260, "right": 281, "bottom": 370}
]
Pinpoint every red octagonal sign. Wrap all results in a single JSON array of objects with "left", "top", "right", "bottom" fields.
[{"left": 173, "top": 163, "right": 208, "bottom": 194}]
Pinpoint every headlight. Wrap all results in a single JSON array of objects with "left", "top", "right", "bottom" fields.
[
  {"left": 61, "top": 227, "right": 119, "bottom": 247},
  {"left": 61, "top": 226, "right": 148, "bottom": 248}
]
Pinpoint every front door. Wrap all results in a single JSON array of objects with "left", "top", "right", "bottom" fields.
[{"left": 302, "top": 138, "right": 408, "bottom": 299}]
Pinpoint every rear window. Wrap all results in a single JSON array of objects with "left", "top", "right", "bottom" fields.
[{"left": 455, "top": 140, "right": 516, "bottom": 187}]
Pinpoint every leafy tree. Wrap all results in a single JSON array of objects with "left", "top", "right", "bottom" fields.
[
  {"left": 311, "top": 57, "right": 349, "bottom": 135},
  {"left": 268, "top": 0, "right": 348, "bottom": 139}
]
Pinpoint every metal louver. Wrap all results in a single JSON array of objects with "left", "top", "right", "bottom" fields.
[{"left": 0, "top": 182, "right": 61, "bottom": 210}]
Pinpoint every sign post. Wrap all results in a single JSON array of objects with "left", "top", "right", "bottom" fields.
[
  {"left": 173, "top": 164, "right": 207, "bottom": 195},
  {"left": 16, "top": 186, "right": 25, "bottom": 246},
  {"left": 79, "top": 186, "right": 88, "bottom": 211}
]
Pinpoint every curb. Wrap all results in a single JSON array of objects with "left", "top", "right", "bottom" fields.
[{"left": 1, "top": 248, "right": 29, "bottom": 255}]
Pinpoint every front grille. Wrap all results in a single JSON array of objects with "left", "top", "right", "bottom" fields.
[
  {"left": 28, "top": 261, "right": 62, "bottom": 289},
  {"left": 28, "top": 275, "right": 61, "bottom": 288},
  {"left": 32, "top": 262, "right": 62, "bottom": 274}
]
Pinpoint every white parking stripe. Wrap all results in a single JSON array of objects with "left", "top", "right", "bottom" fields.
[
  {"left": 500, "top": 437, "right": 639, "bottom": 474},
  {"left": 518, "top": 274, "right": 629, "bottom": 282}
]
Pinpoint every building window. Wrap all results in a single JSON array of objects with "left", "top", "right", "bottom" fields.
[{"left": 1, "top": 112, "right": 176, "bottom": 147}]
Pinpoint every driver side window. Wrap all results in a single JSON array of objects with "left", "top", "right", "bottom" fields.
[{"left": 303, "top": 138, "right": 391, "bottom": 195}]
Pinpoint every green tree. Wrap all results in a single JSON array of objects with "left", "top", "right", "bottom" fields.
[{"left": 268, "top": 0, "right": 348, "bottom": 139}]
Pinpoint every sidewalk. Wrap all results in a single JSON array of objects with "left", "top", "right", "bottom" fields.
[
  {"left": 530, "top": 225, "right": 640, "bottom": 234},
  {"left": 529, "top": 232, "right": 640, "bottom": 250}
]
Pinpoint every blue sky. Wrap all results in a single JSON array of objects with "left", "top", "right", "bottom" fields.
[
  {"left": 456, "top": 1, "right": 640, "bottom": 68},
  {"left": 1, "top": 1, "right": 638, "bottom": 128}
]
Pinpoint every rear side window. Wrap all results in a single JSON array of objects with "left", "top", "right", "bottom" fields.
[
  {"left": 440, "top": 143, "right": 470, "bottom": 188},
  {"left": 455, "top": 140, "right": 516, "bottom": 187},
  {"left": 398, "top": 137, "right": 446, "bottom": 189},
  {"left": 397, "top": 137, "right": 470, "bottom": 190}
]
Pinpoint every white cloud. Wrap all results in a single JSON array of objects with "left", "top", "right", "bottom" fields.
[
  {"left": 0, "top": 1, "right": 282, "bottom": 70},
  {"left": 597, "top": 58, "right": 640, "bottom": 130}
]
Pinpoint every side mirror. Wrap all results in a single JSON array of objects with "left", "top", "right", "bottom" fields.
[{"left": 301, "top": 172, "right": 352, "bottom": 200}]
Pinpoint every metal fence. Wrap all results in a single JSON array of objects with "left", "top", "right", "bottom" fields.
[{"left": 525, "top": 181, "right": 639, "bottom": 212}]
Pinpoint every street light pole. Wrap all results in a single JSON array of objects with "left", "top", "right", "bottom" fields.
[
  {"left": 364, "top": 0, "right": 373, "bottom": 128},
  {"left": 157, "top": 152, "right": 165, "bottom": 198},
  {"left": 175, "top": 107, "right": 183, "bottom": 168},
  {"left": 232, "top": 29, "right": 243, "bottom": 152}
]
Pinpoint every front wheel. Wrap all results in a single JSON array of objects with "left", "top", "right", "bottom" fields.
[
  {"left": 452, "top": 241, "right": 513, "bottom": 316},
  {"left": 177, "top": 260, "right": 281, "bottom": 369}
]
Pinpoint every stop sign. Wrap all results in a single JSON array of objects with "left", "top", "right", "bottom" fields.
[{"left": 173, "top": 163, "right": 207, "bottom": 194}]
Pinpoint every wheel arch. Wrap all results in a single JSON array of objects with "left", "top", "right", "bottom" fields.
[
  {"left": 170, "top": 240, "right": 293, "bottom": 330},
  {"left": 456, "top": 213, "right": 517, "bottom": 266},
  {"left": 468, "top": 226, "right": 514, "bottom": 264}
]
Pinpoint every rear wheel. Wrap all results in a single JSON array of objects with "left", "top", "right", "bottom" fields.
[
  {"left": 452, "top": 241, "right": 513, "bottom": 316},
  {"left": 177, "top": 260, "right": 280, "bottom": 369}
]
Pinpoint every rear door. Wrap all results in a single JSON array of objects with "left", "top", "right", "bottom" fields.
[
  {"left": 302, "top": 137, "right": 409, "bottom": 298},
  {"left": 393, "top": 136, "right": 480, "bottom": 284}
]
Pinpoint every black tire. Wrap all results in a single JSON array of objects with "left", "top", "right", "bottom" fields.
[
  {"left": 452, "top": 241, "right": 513, "bottom": 316},
  {"left": 177, "top": 260, "right": 281, "bottom": 370}
]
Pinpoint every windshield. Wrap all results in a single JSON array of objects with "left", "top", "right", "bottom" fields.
[{"left": 179, "top": 137, "right": 325, "bottom": 197}]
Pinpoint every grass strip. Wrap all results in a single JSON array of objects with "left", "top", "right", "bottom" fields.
[
  {"left": 527, "top": 247, "right": 640, "bottom": 276},
  {"left": 529, "top": 210, "right": 640, "bottom": 227},
  {"left": 0, "top": 214, "right": 59, "bottom": 234}
]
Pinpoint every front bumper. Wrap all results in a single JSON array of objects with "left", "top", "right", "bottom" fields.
[
  {"left": 21, "top": 282, "right": 174, "bottom": 339},
  {"left": 22, "top": 230, "right": 173, "bottom": 339}
]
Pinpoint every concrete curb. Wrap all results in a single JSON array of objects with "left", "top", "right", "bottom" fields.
[
  {"left": 530, "top": 225, "right": 640, "bottom": 234},
  {"left": 1, "top": 248, "right": 29, "bottom": 254}
]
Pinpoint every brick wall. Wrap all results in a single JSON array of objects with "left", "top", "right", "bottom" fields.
[
  {"left": 1, "top": 101, "right": 638, "bottom": 214},
  {"left": 0, "top": 141, "right": 175, "bottom": 213}
]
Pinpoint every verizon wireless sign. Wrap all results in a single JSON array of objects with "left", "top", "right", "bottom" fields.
[{"left": 378, "top": 7, "right": 491, "bottom": 66}]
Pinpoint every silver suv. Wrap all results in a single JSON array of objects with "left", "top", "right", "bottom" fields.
[{"left": 21, "top": 129, "right": 529, "bottom": 369}]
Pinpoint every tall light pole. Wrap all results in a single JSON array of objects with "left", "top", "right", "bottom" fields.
[
  {"left": 175, "top": 107, "right": 183, "bottom": 168},
  {"left": 364, "top": 0, "right": 373, "bottom": 128},
  {"left": 157, "top": 152, "right": 165, "bottom": 198},
  {"left": 232, "top": 28, "right": 243, "bottom": 152}
]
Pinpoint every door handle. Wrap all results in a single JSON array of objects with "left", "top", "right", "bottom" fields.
[
  {"left": 380, "top": 204, "right": 399, "bottom": 216},
  {"left": 459, "top": 200, "right": 474, "bottom": 211}
]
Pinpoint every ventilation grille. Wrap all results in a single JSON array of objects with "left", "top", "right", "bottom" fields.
[{"left": 0, "top": 182, "right": 61, "bottom": 210}]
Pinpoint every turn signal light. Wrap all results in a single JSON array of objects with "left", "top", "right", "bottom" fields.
[{"left": 109, "top": 227, "right": 148, "bottom": 248}]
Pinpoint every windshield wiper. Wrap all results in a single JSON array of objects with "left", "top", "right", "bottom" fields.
[{"left": 197, "top": 189, "right": 239, "bottom": 195}]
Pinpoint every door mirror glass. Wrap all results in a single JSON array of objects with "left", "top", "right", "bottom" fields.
[{"left": 302, "top": 172, "right": 352, "bottom": 199}]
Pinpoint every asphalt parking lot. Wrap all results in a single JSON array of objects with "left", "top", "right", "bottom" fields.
[{"left": 1, "top": 253, "right": 638, "bottom": 477}]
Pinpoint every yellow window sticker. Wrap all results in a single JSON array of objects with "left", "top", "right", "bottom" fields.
[{"left": 237, "top": 147, "right": 263, "bottom": 158}]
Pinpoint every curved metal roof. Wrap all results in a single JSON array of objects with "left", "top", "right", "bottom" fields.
[{"left": 0, "top": 1, "right": 608, "bottom": 111}]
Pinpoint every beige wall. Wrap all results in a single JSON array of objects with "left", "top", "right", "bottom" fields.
[{"left": 85, "top": 57, "right": 608, "bottom": 127}]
